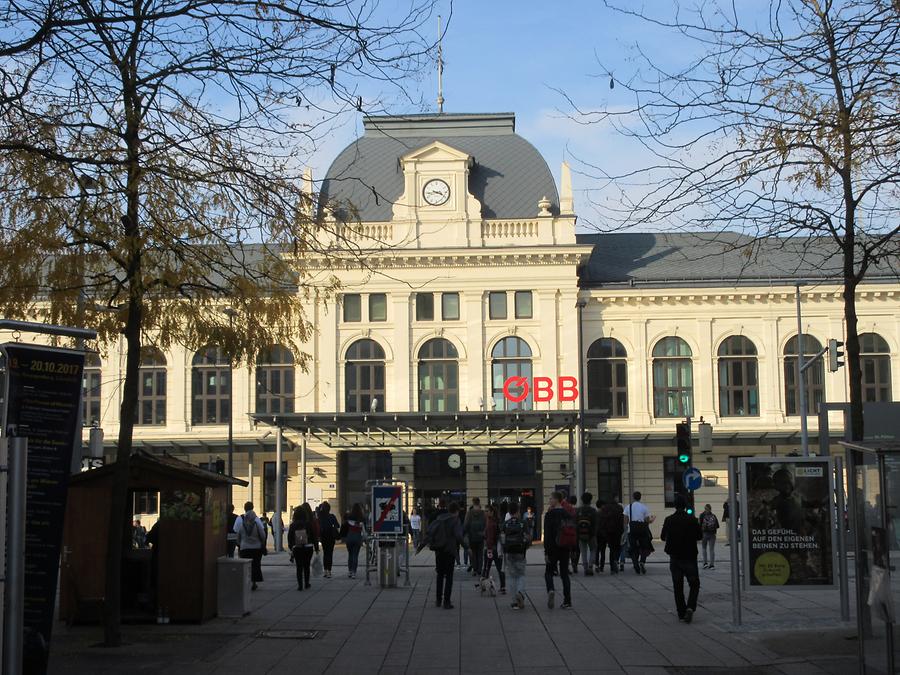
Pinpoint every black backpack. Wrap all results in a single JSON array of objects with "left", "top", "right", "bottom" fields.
[
  {"left": 503, "top": 518, "right": 527, "bottom": 555},
  {"left": 577, "top": 509, "right": 594, "bottom": 540},
  {"left": 428, "top": 517, "right": 450, "bottom": 551}
]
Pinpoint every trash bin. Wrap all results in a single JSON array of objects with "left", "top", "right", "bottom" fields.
[
  {"left": 378, "top": 541, "right": 398, "bottom": 588},
  {"left": 217, "top": 556, "right": 251, "bottom": 617}
]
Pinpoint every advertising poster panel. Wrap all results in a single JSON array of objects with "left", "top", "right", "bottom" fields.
[
  {"left": 740, "top": 457, "right": 836, "bottom": 589},
  {"left": 1, "top": 344, "right": 85, "bottom": 674}
]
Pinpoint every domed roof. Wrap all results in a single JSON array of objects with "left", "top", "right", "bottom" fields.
[{"left": 319, "top": 113, "right": 559, "bottom": 222}]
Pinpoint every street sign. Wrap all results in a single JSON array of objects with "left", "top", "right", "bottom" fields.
[
  {"left": 682, "top": 467, "right": 703, "bottom": 491},
  {"left": 372, "top": 485, "right": 403, "bottom": 534}
]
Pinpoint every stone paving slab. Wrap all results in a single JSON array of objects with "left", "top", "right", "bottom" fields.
[{"left": 48, "top": 546, "right": 857, "bottom": 674}]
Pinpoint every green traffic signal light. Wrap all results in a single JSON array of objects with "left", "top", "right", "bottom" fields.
[
  {"left": 678, "top": 453, "right": 690, "bottom": 464},
  {"left": 687, "top": 507, "right": 694, "bottom": 515}
]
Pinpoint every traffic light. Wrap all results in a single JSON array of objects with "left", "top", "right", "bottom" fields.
[
  {"left": 828, "top": 338, "right": 845, "bottom": 372},
  {"left": 215, "top": 458, "right": 225, "bottom": 475},
  {"left": 676, "top": 422, "right": 691, "bottom": 466}
]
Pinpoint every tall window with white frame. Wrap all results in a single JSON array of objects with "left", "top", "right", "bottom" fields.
[
  {"left": 652, "top": 337, "right": 694, "bottom": 418},
  {"left": 783, "top": 334, "right": 824, "bottom": 416},
  {"left": 345, "top": 339, "right": 385, "bottom": 412},
  {"left": 586, "top": 337, "right": 628, "bottom": 417},
  {"left": 860, "top": 332, "right": 892, "bottom": 402},
  {"left": 418, "top": 338, "right": 459, "bottom": 412},
  {"left": 718, "top": 336, "right": 759, "bottom": 416},
  {"left": 137, "top": 347, "right": 167, "bottom": 425},
  {"left": 256, "top": 344, "right": 295, "bottom": 414},
  {"left": 191, "top": 345, "right": 231, "bottom": 424},
  {"left": 491, "top": 336, "right": 532, "bottom": 411},
  {"left": 82, "top": 352, "right": 102, "bottom": 426}
]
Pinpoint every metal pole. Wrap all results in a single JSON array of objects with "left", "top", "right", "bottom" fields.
[
  {"left": 247, "top": 449, "right": 254, "bottom": 504},
  {"left": 275, "top": 425, "right": 283, "bottom": 552},
  {"left": 575, "top": 298, "right": 587, "bottom": 500},
  {"left": 301, "top": 434, "right": 307, "bottom": 505},
  {"left": 0, "top": 438, "right": 7, "bottom": 663},
  {"left": 3, "top": 437, "right": 27, "bottom": 675},
  {"left": 728, "top": 456, "right": 742, "bottom": 626},
  {"left": 835, "top": 456, "right": 850, "bottom": 621},
  {"left": 795, "top": 283, "right": 809, "bottom": 456}
]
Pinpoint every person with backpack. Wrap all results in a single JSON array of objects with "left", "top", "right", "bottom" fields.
[
  {"left": 234, "top": 501, "right": 267, "bottom": 590},
  {"left": 226, "top": 504, "right": 239, "bottom": 558},
  {"left": 661, "top": 494, "right": 703, "bottom": 623},
  {"left": 464, "top": 497, "right": 487, "bottom": 579},
  {"left": 502, "top": 501, "right": 530, "bottom": 610},
  {"left": 576, "top": 492, "right": 598, "bottom": 576},
  {"left": 543, "top": 491, "right": 574, "bottom": 609},
  {"left": 597, "top": 498, "right": 625, "bottom": 574},
  {"left": 340, "top": 503, "right": 366, "bottom": 579},
  {"left": 288, "top": 504, "right": 320, "bottom": 590},
  {"left": 624, "top": 491, "right": 655, "bottom": 574},
  {"left": 426, "top": 500, "right": 464, "bottom": 609},
  {"left": 565, "top": 494, "right": 580, "bottom": 574},
  {"left": 317, "top": 501, "right": 340, "bottom": 578},
  {"left": 481, "top": 503, "right": 506, "bottom": 595},
  {"left": 699, "top": 503, "right": 720, "bottom": 569}
]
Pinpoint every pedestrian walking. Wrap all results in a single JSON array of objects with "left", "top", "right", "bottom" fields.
[
  {"left": 543, "top": 491, "right": 575, "bottom": 609},
  {"left": 624, "top": 491, "right": 655, "bottom": 574},
  {"left": 464, "top": 497, "right": 487, "bottom": 578},
  {"left": 226, "top": 504, "right": 238, "bottom": 558},
  {"left": 234, "top": 501, "right": 267, "bottom": 590},
  {"left": 410, "top": 508, "right": 422, "bottom": 550},
  {"left": 317, "top": 501, "right": 340, "bottom": 578},
  {"left": 288, "top": 505, "right": 320, "bottom": 590},
  {"left": 259, "top": 511, "right": 271, "bottom": 545},
  {"left": 597, "top": 498, "right": 625, "bottom": 574},
  {"left": 565, "top": 495, "right": 580, "bottom": 574},
  {"left": 502, "top": 502, "right": 530, "bottom": 610},
  {"left": 525, "top": 506, "right": 537, "bottom": 541},
  {"left": 576, "top": 492, "right": 598, "bottom": 576},
  {"left": 660, "top": 494, "right": 703, "bottom": 623},
  {"left": 481, "top": 503, "right": 506, "bottom": 595},
  {"left": 340, "top": 503, "right": 366, "bottom": 579},
  {"left": 699, "top": 504, "right": 720, "bottom": 569},
  {"left": 426, "top": 500, "right": 464, "bottom": 609},
  {"left": 722, "top": 500, "right": 731, "bottom": 546}
]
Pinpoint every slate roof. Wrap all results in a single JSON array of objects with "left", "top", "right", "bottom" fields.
[
  {"left": 318, "top": 113, "right": 559, "bottom": 222},
  {"left": 577, "top": 232, "right": 899, "bottom": 287}
]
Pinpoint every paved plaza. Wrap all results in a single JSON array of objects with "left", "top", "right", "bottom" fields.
[{"left": 48, "top": 544, "right": 858, "bottom": 675}]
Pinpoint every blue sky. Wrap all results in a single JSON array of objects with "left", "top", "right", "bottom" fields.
[{"left": 308, "top": 0, "right": 692, "bottom": 229}]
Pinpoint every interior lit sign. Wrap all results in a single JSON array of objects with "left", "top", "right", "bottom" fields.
[{"left": 502, "top": 376, "right": 579, "bottom": 403}]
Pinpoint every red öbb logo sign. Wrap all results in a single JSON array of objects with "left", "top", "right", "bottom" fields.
[{"left": 502, "top": 376, "right": 579, "bottom": 403}]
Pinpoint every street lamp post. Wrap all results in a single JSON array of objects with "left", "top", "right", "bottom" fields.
[{"left": 222, "top": 308, "right": 237, "bottom": 501}]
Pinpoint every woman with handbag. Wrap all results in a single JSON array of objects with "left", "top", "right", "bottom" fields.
[{"left": 288, "top": 504, "right": 319, "bottom": 590}]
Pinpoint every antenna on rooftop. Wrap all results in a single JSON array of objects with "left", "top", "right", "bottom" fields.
[{"left": 437, "top": 15, "right": 445, "bottom": 114}]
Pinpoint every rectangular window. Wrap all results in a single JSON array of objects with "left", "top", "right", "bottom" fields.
[
  {"left": 663, "top": 457, "right": 689, "bottom": 508},
  {"left": 489, "top": 292, "right": 507, "bottom": 320},
  {"left": 442, "top": 292, "right": 460, "bottom": 321},
  {"left": 263, "top": 461, "right": 289, "bottom": 514},
  {"left": 514, "top": 291, "right": 533, "bottom": 319},
  {"left": 597, "top": 458, "right": 623, "bottom": 504},
  {"left": 415, "top": 292, "right": 435, "bottom": 321},
  {"left": 343, "top": 294, "right": 361, "bottom": 322},
  {"left": 369, "top": 293, "right": 387, "bottom": 322},
  {"left": 133, "top": 491, "right": 159, "bottom": 515}
]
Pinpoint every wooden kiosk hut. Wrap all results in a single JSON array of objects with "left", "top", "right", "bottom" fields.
[{"left": 60, "top": 451, "right": 247, "bottom": 623}]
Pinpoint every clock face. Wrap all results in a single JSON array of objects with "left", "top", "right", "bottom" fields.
[
  {"left": 447, "top": 453, "right": 461, "bottom": 469},
  {"left": 422, "top": 178, "right": 451, "bottom": 206}
]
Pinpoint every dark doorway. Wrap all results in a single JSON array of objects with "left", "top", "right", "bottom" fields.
[
  {"left": 339, "top": 451, "right": 391, "bottom": 515},
  {"left": 413, "top": 450, "right": 466, "bottom": 527},
  {"left": 487, "top": 448, "right": 542, "bottom": 539}
]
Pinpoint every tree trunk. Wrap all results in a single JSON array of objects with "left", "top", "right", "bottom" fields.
[{"left": 843, "top": 247, "right": 864, "bottom": 443}]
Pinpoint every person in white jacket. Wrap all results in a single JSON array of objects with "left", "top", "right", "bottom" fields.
[{"left": 234, "top": 501, "right": 267, "bottom": 590}]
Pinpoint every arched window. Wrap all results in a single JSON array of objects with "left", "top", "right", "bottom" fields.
[
  {"left": 256, "top": 345, "right": 295, "bottom": 414},
  {"left": 784, "top": 334, "right": 824, "bottom": 416},
  {"left": 717, "top": 336, "right": 759, "bottom": 417},
  {"left": 491, "top": 337, "right": 533, "bottom": 411},
  {"left": 586, "top": 338, "right": 628, "bottom": 417},
  {"left": 345, "top": 339, "right": 385, "bottom": 412},
  {"left": 418, "top": 338, "right": 459, "bottom": 412},
  {"left": 82, "top": 352, "right": 102, "bottom": 426},
  {"left": 860, "top": 333, "right": 892, "bottom": 402},
  {"left": 138, "top": 347, "right": 167, "bottom": 425},
  {"left": 652, "top": 337, "right": 693, "bottom": 418},
  {"left": 191, "top": 345, "right": 230, "bottom": 424}
]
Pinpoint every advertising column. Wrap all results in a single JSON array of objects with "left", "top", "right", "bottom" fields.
[
  {"left": 740, "top": 457, "right": 836, "bottom": 589},
  {"left": 1, "top": 344, "right": 84, "bottom": 674}
]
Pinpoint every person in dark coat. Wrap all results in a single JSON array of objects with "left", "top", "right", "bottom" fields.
[
  {"left": 426, "top": 500, "right": 464, "bottom": 609},
  {"left": 597, "top": 498, "right": 625, "bottom": 574},
  {"left": 288, "top": 504, "right": 320, "bottom": 590},
  {"left": 543, "top": 491, "right": 573, "bottom": 609},
  {"left": 660, "top": 494, "right": 703, "bottom": 623},
  {"left": 317, "top": 501, "right": 340, "bottom": 578}
]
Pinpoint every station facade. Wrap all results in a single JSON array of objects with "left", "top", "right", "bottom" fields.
[{"left": 8, "top": 112, "right": 898, "bottom": 526}]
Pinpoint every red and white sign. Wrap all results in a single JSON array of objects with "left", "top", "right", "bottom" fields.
[{"left": 502, "top": 376, "right": 579, "bottom": 403}]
